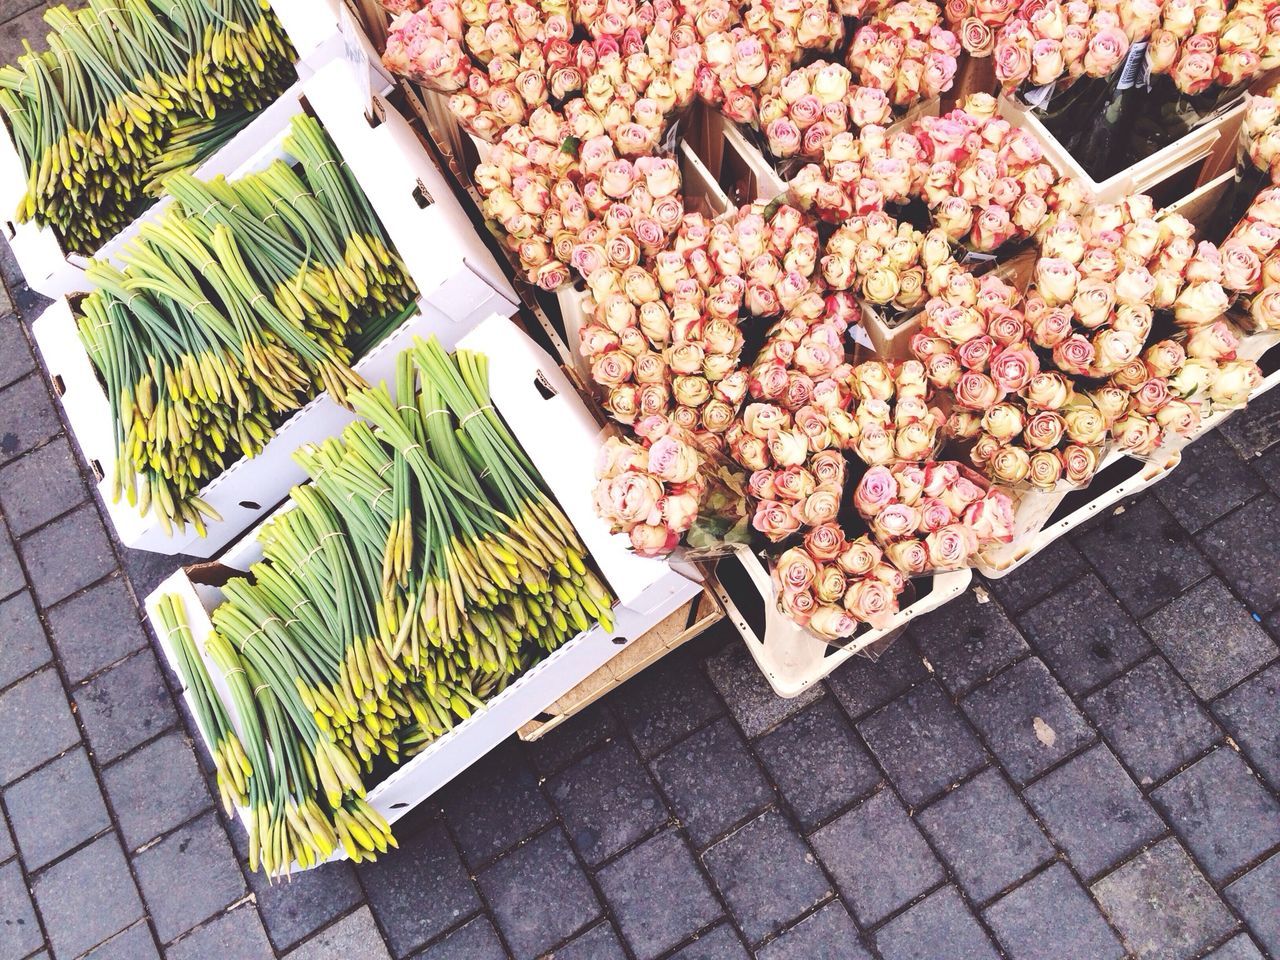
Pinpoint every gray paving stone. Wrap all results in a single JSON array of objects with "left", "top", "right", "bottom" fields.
[
  {"left": 825, "top": 637, "right": 928, "bottom": 720},
  {"left": 595, "top": 828, "right": 718, "bottom": 960},
  {"left": 1152, "top": 748, "right": 1280, "bottom": 885},
  {"left": 0, "top": 859, "right": 43, "bottom": 960},
  {"left": 1261, "top": 443, "right": 1280, "bottom": 498},
  {"left": 702, "top": 809, "right": 831, "bottom": 945},
  {"left": 1076, "top": 497, "right": 1211, "bottom": 617},
  {"left": 526, "top": 701, "right": 617, "bottom": 775},
  {"left": 0, "top": 374, "right": 59, "bottom": 467},
  {"left": 19, "top": 503, "right": 115, "bottom": 607},
  {"left": 547, "top": 738, "right": 667, "bottom": 866},
  {"left": 414, "top": 917, "right": 506, "bottom": 960},
  {"left": 1218, "top": 385, "right": 1280, "bottom": 459},
  {"left": 102, "top": 731, "right": 211, "bottom": 851},
  {"left": 756, "top": 698, "right": 881, "bottom": 830},
  {"left": 0, "top": 437, "right": 86, "bottom": 536},
  {"left": 0, "top": 589, "right": 49, "bottom": 689},
  {"left": 1206, "top": 934, "right": 1267, "bottom": 960},
  {"left": 1214, "top": 663, "right": 1280, "bottom": 791},
  {"left": 856, "top": 680, "right": 987, "bottom": 806},
  {"left": 132, "top": 811, "right": 245, "bottom": 943},
  {"left": 247, "top": 857, "right": 365, "bottom": 952},
  {"left": 357, "top": 818, "right": 480, "bottom": 957},
  {"left": 166, "top": 905, "right": 273, "bottom": 960},
  {"left": 1198, "top": 494, "right": 1280, "bottom": 614},
  {"left": 32, "top": 833, "right": 143, "bottom": 959},
  {"left": 4, "top": 747, "right": 109, "bottom": 869},
  {"left": 73, "top": 649, "right": 175, "bottom": 764},
  {"left": 612, "top": 647, "right": 724, "bottom": 757},
  {"left": 706, "top": 643, "right": 820, "bottom": 738},
  {"left": 961, "top": 657, "right": 1093, "bottom": 784},
  {"left": 81, "top": 922, "right": 160, "bottom": 960},
  {"left": 917, "top": 768, "right": 1054, "bottom": 903},
  {"left": 0, "top": 815, "right": 11, "bottom": 863},
  {"left": 1091, "top": 838, "right": 1236, "bottom": 960},
  {"left": 441, "top": 742, "right": 553, "bottom": 868},
  {"left": 910, "top": 591, "right": 1029, "bottom": 695},
  {"left": 984, "top": 538, "right": 1088, "bottom": 615},
  {"left": 1156, "top": 431, "right": 1266, "bottom": 532},
  {"left": 0, "top": 668, "right": 78, "bottom": 784},
  {"left": 666, "top": 923, "right": 749, "bottom": 960},
  {"left": 44, "top": 575, "right": 147, "bottom": 684},
  {"left": 1018, "top": 573, "right": 1151, "bottom": 695},
  {"left": 1143, "top": 578, "right": 1277, "bottom": 699},
  {"left": 756, "top": 902, "right": 871, "bottom": 960},
  {"left": 478, "top": 828, "right": 600, "bottom": 960},
  {"left": 652, "top": 717, "right": 772, "bottom": 849},
  {"left": 810, "top": 788, "right": 943, "bottom": 927},
  {"left": 542, "top": 921, "right": 626, "bottom": 960},
  {"left": 0, "top": 523, "right": 22, "bottom": 600},
  {"left": 1024, "top": 744, "right": 1164, "bottom": 880},
  {"left": 0, "top": 3, "right": 61, "bottom": 67},
  {"left": 1225, "top": 853, "right": 1280, "bottom": 958},
  {"left": 0, "top": 312, "right": 33, "bottom": 390},
  {"left": 1084, "top": 656, "right": 1220, "bottom": 784},
  {"left": 985, "top": 863, "right": 1126, "bottom": 960},
  {"left": 876, "top": 886, "right": 1000, "bottom": 960},
  {"left": 284, "top": 907, "right": 392, "bottom": 960}
]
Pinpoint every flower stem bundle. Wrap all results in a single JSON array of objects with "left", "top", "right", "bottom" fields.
[
  {"left": 0, "top": 0, "right": 298, "bottom": 254},
  {"left": 197, "top": 338, "right": 613, "bottom": 874},
  {"left": 76, "top": 114, "right": 417, "bottom": 536}
]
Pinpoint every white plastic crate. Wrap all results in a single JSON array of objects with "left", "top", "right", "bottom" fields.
[
  {"left": 999, "top": 95, "right": 1244, "bottom": 206},
  {"left": 33, "top": 60, "right": 517, "bottom": 557},
  {"left": 710, "top": 545, "right": 971, "bottom": 698},
  {"left": 976, "top": 447, "right": 1182, "bottom": 578},
  {"left": 143, "top": 314, "right": 701, "bottom": 871}
]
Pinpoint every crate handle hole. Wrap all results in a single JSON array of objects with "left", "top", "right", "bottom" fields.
[
  {"left": 89, "top": 458, "right": 104, "bottom": 482},
  {"left": 611, "top": 635, "right": 629, "bottom": 646},
  {"left": 533, "top": 372, "right": 557, "bottom": 400},
  {"left": 389, "top": 802, "right": 408, "bottom": 809},
  {"left": 51, "top": 374, "right": 65, "bottom": 396},
  {"left": 3, "top": 221, "right": 13, "bottom": 240},
  {"left": 239, "top": 500, "right": 261, "bottom": 510}
]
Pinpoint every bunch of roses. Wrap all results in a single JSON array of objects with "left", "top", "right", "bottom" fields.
[
  {"left": 942, "top": 0, "right": 1018, "bottom": 58},
  {"left": 1106, "top": 334, "right": 1262, "bottom": 455},
  {"left": 911, "top": 98, "right": 1085, "bottom": 252},
  {"left": 1239, "top": 86, "right": 1280, "bottom": 182},
  {"left": 853, "top": 461, "right": 1016, "bottom": 573},
  {"left": 771, "top": 526, "right": 907, "bottom": 639},
  {"left": 982, "top": 0, "right": 1149, "bottom": 88},
  {"left": 476, "top": 117, "right": 685, "bottom": 288},
  {"left": 689, "top": 0, "right": 844, "bottom": 125},
  {"left": 821, "top": 212, "right": 968, "bottom": 315},
  {"left": 593, "top": 420, "right": 707, "bottom": 556},
  {"left": 833, "top": 360, "right": 946, "bottom": 464},
  {"left": 745, "top": 292, "right": 855, "bottom": 410},
  {"left": 757, "top": 62, "right": 893, "bottom": 161},
  {"left": 1147, "top": 0, "right": 1280, "bottom": 96},
  {"left": 787, "top": 126, "right": 919, "bottom": 221},
  {"left": 1227, "top": 187, "right": 1280, "bottom": 332},
  {"left": 746, "top": 441, "right": 847, "bottom": 539},
  {"left": 846, "top": 1, "right": 961, "bottom": 110}
]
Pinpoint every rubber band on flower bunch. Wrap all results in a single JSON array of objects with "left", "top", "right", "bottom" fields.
[{"left": 853, "top": 460, "right": 1016, "bottom": 575}]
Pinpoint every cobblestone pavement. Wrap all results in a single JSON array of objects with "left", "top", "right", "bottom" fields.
[{"left": 0, "top": 31, "right": 1277, "bottom": 960}]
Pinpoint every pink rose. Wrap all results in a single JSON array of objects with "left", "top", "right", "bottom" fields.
[{"left": 854, "top": 465, "right": 898, "bottom": 516}]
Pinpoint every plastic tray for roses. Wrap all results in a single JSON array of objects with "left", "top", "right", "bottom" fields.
[
  {"left": 710, "top": 545, "right": 971, "bottom": 698},
  {"left": 998, "top": 96, "right": 1244, "bottom": 206},
  {"left": 976, "top": 447, "right": 1182, "bottom": 579}
]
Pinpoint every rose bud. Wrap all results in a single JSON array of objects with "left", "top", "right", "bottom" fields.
[
  {"left": 1155, "top": 397, "right": 1201, "bottom": 437},
  {"left": 1052, "top": 335, "right": 1095, "bottom": 376},
  {"left": 954, "top": 370, "right": 1003, "bottom": 410},
  {"left": 753, "top": 499, "right": 802, "bottom": 542},
  {"left": 989, "top": 445, "right": 1031, "bottom": 484},
  {"left": 1186, "top": 321, "right": 1241, "bottom": 362},
  {"left": 1062, "top": 404, "right": 1107, "bottom": 446},
  {"left": 1023, "top": 410, "right": 1066, "bottom": 451},
  {"left": 1210, "top": 359, "right": 1263, "bottom": 408},
  {"left": 1025, "top": 450, "right": 1063, "bottom": 489},
  {"left": 973, "top": 205, "right": 1016, "bottom": 251},
  {"left": 1035, "top": 257, "right": 1080, "bottom": 306},
  {"left": 844, "top": 577, "right": 900, "bottom": 630}
]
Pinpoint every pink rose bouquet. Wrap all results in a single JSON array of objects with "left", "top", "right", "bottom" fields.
[
  {"left": 832, "top": 360, "right": 946, "bottom": 464},
  {"left": 771, "top": 527, "right": 906, "bottom": 638},
  {"left": 757, "top": 61, "right": 893, "bottom": 163},
  {"left": 593, "top": 425, "right": 707, "bottom": 556},
  {"left": 853, "top": 461, "right": 1015, "bottom": 572},
  {"left": 847, "top": 1, "right": 961, "bottom": 110}
]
